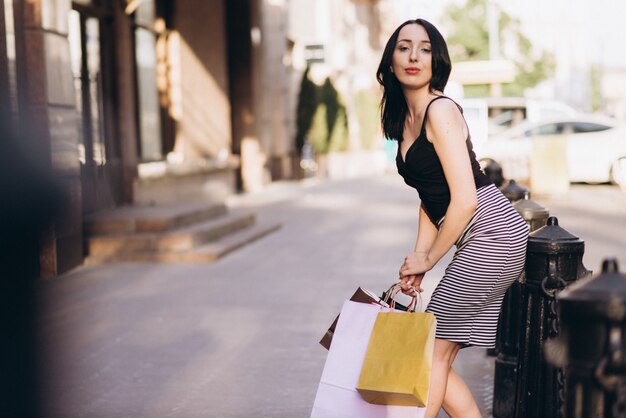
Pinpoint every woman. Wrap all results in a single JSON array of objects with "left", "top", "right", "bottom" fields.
[{"left": 377, "top": 19, "right": 528, "bottom": 418}]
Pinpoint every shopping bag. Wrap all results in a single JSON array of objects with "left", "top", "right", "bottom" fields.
[
  {"left": 319, "top": 286, "right": 410, "bottom": 350},
  {"left": 311, "top": 300, "right": 426, "bottom": 418},
  {"left": 356, "top": 310, "right": 436, "bottom": 407},
  {"left": 319, "top": 287, "right": 382, "bottom": 350}
]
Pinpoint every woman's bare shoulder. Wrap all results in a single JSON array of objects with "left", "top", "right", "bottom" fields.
[
  {"left": 427, "top": 98, "right": 465, "bottom": 127},
  {"left": 427, "top": 97, "right": 462, "bottom": 120},
  {"left": 425, "top": 97, "right": 466, "bottom": 141}
]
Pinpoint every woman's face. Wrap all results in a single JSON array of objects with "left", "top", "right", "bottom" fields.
[{"left": 391, "top": 23, "right": 432, "bottom": 90}]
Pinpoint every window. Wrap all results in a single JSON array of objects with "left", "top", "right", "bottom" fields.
[
  {"left": 525, "top": 123, "right": 568, "bottom": 137},
  {"left": 68, "top": 2, "right": 123, "bottom": 212},
  {"left": 571, "top": 122, "right": 611, "bottom": 134},
  {"left": 68, "top": 10, "right": 106, "bottom": 165},
  {"left": 132, "top": 0, "right": 168, "bottom": 161},
  {"left": 135, "top": 26, "right": 162, "bottom": 160},
  {"left": 2, "top": 0, "right": 18, "bottom": 124}
]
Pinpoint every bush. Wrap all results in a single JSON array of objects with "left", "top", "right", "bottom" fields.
[
  {"left": 309, "top": 104, "right": 329, "bottom": 155},
  {"left": 329, "top": 107, "right": 349, "bottom": 152},
  {"left": 294, "top": 73, "right": 349, "bottom": 155}
]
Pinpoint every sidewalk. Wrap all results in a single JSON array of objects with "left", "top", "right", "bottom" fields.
[
  {"left": 227, "top": 176, "right": 496, "bottom": 417},
  {"left": 38, "top": 175, "right": 626, "bottom": 417}
]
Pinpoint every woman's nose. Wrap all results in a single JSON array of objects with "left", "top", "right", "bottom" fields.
[{"left": 409, "top": 47, "right": 418, "bottom": 62}]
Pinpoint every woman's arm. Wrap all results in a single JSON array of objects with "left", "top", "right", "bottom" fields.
[
  {"left": 414, "top": 202, "right": 438, "bottom": 252},
  {"left": 400, "top": 99, "right": 477, "bottom": 279},
  {"left": 399, "top": 203, "right": 438, "bottom": 294}
]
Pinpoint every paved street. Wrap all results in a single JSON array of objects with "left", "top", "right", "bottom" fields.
[{"left": 38, "top": 174, "right": 626, "bottom": 417}]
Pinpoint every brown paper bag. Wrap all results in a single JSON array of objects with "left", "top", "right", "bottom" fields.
[{"left": 319, "top": 287, "right": 382, "bottom": 350}]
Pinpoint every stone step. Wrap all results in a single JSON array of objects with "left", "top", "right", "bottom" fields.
[
  {"left": 86, "top": 210, "right": 255, "bottom": 256},
  {"left": 84, "top": 221, "right": 281, "bottom": 264},
  {"left": 182, "top": 221, "right": 282, "bottom": 261},
  {"left": 84, "top": 202, "right": 228, "bottom": 235}
]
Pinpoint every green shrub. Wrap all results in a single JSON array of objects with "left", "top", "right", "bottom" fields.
[
  {"left": 309, "top": 104, "right": 329, "bottom": 155},
  {"left": 329, "top": 107, "right": 349, "bottom": 152},
  {"left": 295, "top": 74, "right": 350, "bottom": 155},
  {"left": 311, "top": 77, "right": 349, "bottom": 154}
]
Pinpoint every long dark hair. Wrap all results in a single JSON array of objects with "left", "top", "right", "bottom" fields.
[{"left": 376, "top": 19, "right": 452, "bottom": 141}]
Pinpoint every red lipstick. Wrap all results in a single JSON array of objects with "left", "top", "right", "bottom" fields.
[{"left": 405, "top": 67, "right": 420, "bottom": 75}]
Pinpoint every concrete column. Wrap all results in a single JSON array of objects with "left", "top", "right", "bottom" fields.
[
  {"left": 226, "top": 0, "right": 258, "bottom": 191},
  {"left": 15, "top": 0, "right": 82, "bottom": 276},
  {"left": 261, "top": 0, "right": 293, "bottom": 181},
  {"left": 111, "top": 0, "right": 139, "bottom": 203}
]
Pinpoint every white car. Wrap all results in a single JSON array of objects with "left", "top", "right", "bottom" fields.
[{"left": 474, "top": 114, "right": 626, "bottom": 184}]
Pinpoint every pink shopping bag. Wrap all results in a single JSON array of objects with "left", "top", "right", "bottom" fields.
[{"left": 310, "top": 300, "right": 426, "bottom": 418}]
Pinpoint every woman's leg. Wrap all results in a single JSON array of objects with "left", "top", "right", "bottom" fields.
[
  {"left": 424, "top": 339, "right": 482, "bottom": 418},
  {"left": 424, "top": 339, "right": 461, "bottom": 418},
  {"left": 442, "top": 368, "right": 482, "bottom": 418}
]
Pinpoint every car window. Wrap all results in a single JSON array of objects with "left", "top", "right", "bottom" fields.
[
  {"left": 524, "top": 123, "right": 567, "bottom": 137},
  {"left": 571, "top": 122, "right": 611, "bottom": 134}
]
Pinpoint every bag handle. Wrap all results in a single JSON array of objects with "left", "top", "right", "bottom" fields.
[{"left": 382, "top": 283, "right": 422, "bottom": 312}]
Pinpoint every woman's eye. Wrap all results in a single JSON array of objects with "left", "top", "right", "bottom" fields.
[
  {"left": 398, "top": 46, "right": 409, "bottom": 51},
  {"left": 421, "top": 48, "right": 431, "bottom": 53}
]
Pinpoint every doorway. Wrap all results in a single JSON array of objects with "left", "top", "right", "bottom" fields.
[{"left": 68, "top": 2, "right": 123, "bottom": 214}]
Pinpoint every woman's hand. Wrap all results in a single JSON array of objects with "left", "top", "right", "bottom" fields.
[
  {"left": 398, "top": 251, "right": 433, "bottom": 296},
  {"left": 399, "top": 273, "right": 425, "bottom": 296},
  {"left": 400, "top": 251, "right": 433, "bottom": 278}
]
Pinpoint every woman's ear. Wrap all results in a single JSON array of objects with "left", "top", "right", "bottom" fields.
[{"left": 390, "top": 66, "right": 394, "bottom": 73}]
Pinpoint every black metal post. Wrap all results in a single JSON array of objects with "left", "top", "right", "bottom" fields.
[
  {"left": 547, "top": 258, "right": 626, "bottom": 418},
  {"left": 500, "top": 179, "right": 529, "bottom": 203},
  {"left": 482, "top": 158, "right": 506, "bottom": 188},
  {"left": 492, "top": 192, "right": 549, "bottom": 418},
  {"left": 514, "top": 216, "right": 590, "bottom": 418}
]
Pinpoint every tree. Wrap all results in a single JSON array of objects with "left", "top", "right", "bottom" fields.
[
  {"left": 444, "top": 0, "right": 555, "bottom": 96},
  {"left": 294, "top": 73, "right": 349, "bottom": 156},
  {"left": 446, "top": 0, "right": 489, "bottom": 61},
  {"left": 294, "top": 67, "right": 318, "bottom": 155},
  {"left": 304, "top": 77, "right": 350, "bottom": 155},
  {"left": 320, "top": 78, "right": 340, "bottom": 142}
]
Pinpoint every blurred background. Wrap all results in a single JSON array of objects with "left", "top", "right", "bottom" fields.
[
  {"left": 2, "top": 1, "right": 625, "bottom": 416},
  {"left": 1, "top": 0, "right": 625, "bottom": 278}
]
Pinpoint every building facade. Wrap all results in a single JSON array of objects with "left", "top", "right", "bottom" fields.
[{"left": 0, "top": 0, "right": 297, "bottom": 277}]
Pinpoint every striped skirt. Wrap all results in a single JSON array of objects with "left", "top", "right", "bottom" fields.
[{"left": 426, "top": 184, "right": 529, "bottom": 348}]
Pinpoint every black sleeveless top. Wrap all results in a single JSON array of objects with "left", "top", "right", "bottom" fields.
[{"left": 396, "top": 96, "right": 491, "bottom": 225}]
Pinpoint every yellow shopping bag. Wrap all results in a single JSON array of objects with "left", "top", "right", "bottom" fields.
[{"left": 356, "top": 310, "right": 436, "bottom": 407}]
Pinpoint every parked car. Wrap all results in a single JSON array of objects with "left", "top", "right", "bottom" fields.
[
  {"left": 613, "top": 156, "right": 626, "bottom": 191},
  {"left": 459, "top": 97, "right": 579, "bottom": 146},
  {"left": 474, "top": 114, "right": 626, "bottom": 184}
]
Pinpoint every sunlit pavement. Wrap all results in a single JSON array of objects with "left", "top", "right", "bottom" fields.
[{"left": 38, "top": 174, "right": 626, "bottom": 417}]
